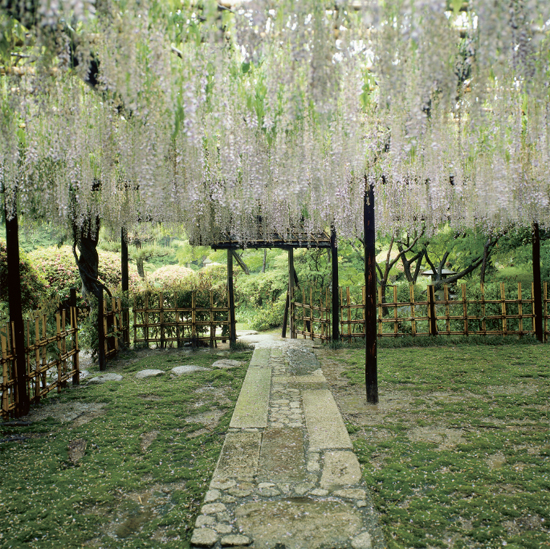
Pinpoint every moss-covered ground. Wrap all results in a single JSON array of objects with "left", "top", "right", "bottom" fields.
[
  {"left": 319, "top": 343, "right": 550, "bottom": 549},
  {"left": 0, "top": 346, "right": 251, "bottom": 549}
]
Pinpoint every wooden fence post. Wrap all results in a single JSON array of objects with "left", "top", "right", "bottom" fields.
[
  {"left": 532, "top": 223, "right": 544, "bottom": 342},
  {"left": 427, "top": 285, "right": 438, "bottom": 336},
  {"left": 98, "top": 287, "right": 106, "bottom": 371},
  {"left": 70, "top": 288, "right": 80, "bottom": 385}
]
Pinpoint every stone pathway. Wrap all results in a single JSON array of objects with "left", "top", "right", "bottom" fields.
[{"left": 190, "top": 337, "right": 384, "bottom": 549}]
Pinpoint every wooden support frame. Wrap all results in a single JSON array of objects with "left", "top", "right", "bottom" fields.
[
  {"left": 288, "top": 249, "right": 295, "bottom": 338},
  {"left": 121, "top": 227, "right": 130, "bottom": 346},
  {"left": 227, "top": 250, "right": 237, "bottom": 346},
  {"left": 4, "top": 206, "right": 29, "bottom": 416},
  {"left": 364, "top": 183, "right": 378, "bottom": 404},
  {"left": 532, "top": 223, "right": 544, "bottom": 342},
  {"left": 331, "top": 227, "right": 339, "bottom": 342}
]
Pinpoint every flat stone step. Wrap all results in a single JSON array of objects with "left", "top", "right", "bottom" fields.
[
  {"left": 302, "top": 388, "right": 353, "bottom": 451},
  {"left": 229, "top": 364, "right": 271, "bottom": 429},
  {"left": 213, "top": 431, "right": 261, "bottom": 482}
]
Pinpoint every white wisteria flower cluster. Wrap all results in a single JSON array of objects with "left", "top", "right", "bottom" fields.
[{"left": 1, "top": 0, "right": 549, "bottom": 244}]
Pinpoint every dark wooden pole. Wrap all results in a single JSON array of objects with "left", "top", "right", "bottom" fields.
[
  {"left": 288, "top": 249, "right": 295, "bottom": 338},
  {"left": 532, "top": 222, "right": 544, "bottom": 342},
  {"left": 331, "top": 226, "right": 339, "bottom": 342},
  {"left": 5, "top": 206, "right": 29, "bottom": 416},
  {"left": 121, "top": 227, "right": 129, "bottom": 345},
  {"left": 70, "top": 288, "right": 80, "bottom": 386},
  {"left": 98, "top": 287, "right": 106, "bottom": 371},
  {"left": 282, "top": 292, "right": 289, "bottom": 338},
  {"left": 227, "top": 250, "right": 237, "bottom": 346},
  {"left": 364, "top": 184, "right": 378, "bottom": 404},
  {"left": 428, "top": 285, "right": 438, "bottom": 336}
]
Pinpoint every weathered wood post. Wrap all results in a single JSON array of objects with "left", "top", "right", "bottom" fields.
[
  {"left": 532, "top": 223, "right": 544, "bottom": 342},
  {"left": 282, "top": 292, "right": 289, "bottom": 338},
  {"left": 121, "top": 227, "right": 130, "bottom": 346},
  {"left": 427, "top": 285, "right": 438, "bottom": 336},
  {"left": 70, "top": 288, "right": 80, "bottom": 386},
  {"left": 98, "top": 287, "right": 106, "bottom": 371},
  {"left": 5, "top": 206, "right": 29, "bottom": 416},
  {"left": 288, "top": 249, "right": 295, "bottom": 338},
  {"left": 227, "top": 249, "right": 237, "bottom": 346},
  {"left": 331, "top": 226, "right": 339, "bottom": 343},
  {"left": 364, "top": 183, "right": 378, "bottom": 404}
]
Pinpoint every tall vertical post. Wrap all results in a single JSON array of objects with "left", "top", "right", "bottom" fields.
[
  {"left": 5, "top": 206, "right": 29, "bottom": 416},
  {"left": 427, "top": 285, "right": 438, "bottom": 336},
  {"left": 98, "top": 287, "right": 106, "bottom": 371},
  {"left": 288, "top": 249, "right": 295, "bottom": 338},
  {"left": 70, "top": 288, "right": 80, "bottom": 386},
  {"left": 532, "top": 223, "right": 543, "bottom": 342},
  {"left": 227, "top": 249, "right": 237, "bottom": 346},
  {"left": 331, "top": 226, "right": 339, "bottom": 342},
  {"left": 364, "top": 183, "right": 378, "bottom": 404},
  {"left": 121, "top": 227, "right": 129, "bottom": 345}
]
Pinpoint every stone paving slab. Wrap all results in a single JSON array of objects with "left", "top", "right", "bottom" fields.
[
  {"left": 229, "top": 365, "right": 271, "bottom": 429},
  {"left": 258, "top": 427, "right": 306, "bottom": 482},
  {"left": 302, "top": 389, "right": 354, "bottom": 450},
  {"left": 249, "top": 347, "right": 271, "bottom": 367},
  {"left": 191, "top": 337, "right": 384, "bottom": 549},
  {"left": 214, "top": 431, "right": 262, "bottom": 481}
]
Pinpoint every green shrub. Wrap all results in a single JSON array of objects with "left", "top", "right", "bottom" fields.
[
  {"left": 0, "top": 239, "right": 48, "bottom": 313},
  {"left": 148, "top": 265, "right": 195, "bottom": 288},
  {"left": 28, "top": 246, "right": 142, "bottom": 298}
]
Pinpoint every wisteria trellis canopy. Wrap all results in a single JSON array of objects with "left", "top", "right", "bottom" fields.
[{"left": 1, "top": 0, "right": 549, "bottom": 243}]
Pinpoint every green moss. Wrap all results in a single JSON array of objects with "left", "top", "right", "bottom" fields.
[
  {"left": 0, "top": 346, "right": 251, "bottom": 548},
  {"left": 338, "top": 343, "right": 550, "bottom": 548}
]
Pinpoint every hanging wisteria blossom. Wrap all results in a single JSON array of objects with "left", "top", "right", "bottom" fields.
[{"left": 1, "top": 0, "right": 549, "bottom": 242}]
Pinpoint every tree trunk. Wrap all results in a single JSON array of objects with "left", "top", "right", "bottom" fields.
[
  {"left": 72, "top": 218, "right": 110, "bottom": 299},
  {"left": 262, "top": 249, "right": 267, "bottom": 273}
]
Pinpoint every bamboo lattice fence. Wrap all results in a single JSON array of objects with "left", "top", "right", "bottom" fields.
[
  {"left": 292, "top": 287, "right": 332, "bottom": 340},
  {"left": 133, "top": 290, "right": 231, "bottom": 348},
  {"left": 103, "top": 297, "right": 123, "bottom": 360},
  {"left": 1, "top": 307, "right": 79, "bottom": 419},
  {"left": 293, "top": 282, "right": 549, "bottom": 341}
]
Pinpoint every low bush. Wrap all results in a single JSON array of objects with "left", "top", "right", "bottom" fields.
[
  {"left": 147, "top": 265, "right": 195, "bottom": 288},
  {"left": 0, "top": 239, "right": 48, "bottom": 313},
  {"left": 28, "top": 246, "right": 142, "bottom": 299}
]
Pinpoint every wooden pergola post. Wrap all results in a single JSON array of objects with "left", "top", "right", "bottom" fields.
[
  {"left": 5, "top": 206, "right": 29, "bottom": 416},
  {"left": 98, "top": 286, "right": 106, "bottom": 371},
  {"left": 227, "top": 249, "right": 237, "bottom": 346},
  {"left": 288, "top": 249, "right": 295, "bottom": 338},
  {"left": 331, "top": 226, "right": 339, "bottom": 342},
  {"left": 532, "top": 222, "right": 544, "bottom": 342},
  {"left": 364, "top": 183, "right": 378, "bottom": 404},
  {"left": 121, "top": 227, "right": 130, "bottom": 345}
]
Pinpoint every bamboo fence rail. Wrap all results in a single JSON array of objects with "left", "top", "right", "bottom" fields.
[
  {"left": 292, "top": 282, "right": 549, "bottom": 341},
  {"left": 103, "top": 297, "right": 123, "bottom": 360},
  {"left": 133, "top": 291, "right": 230, "bottom": 348},
  {"left": 293, "top": 288, "right": 332, "bottom": 340},
  {"left": 1, "top": 307, "right": 79, "bottom": 419}
]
